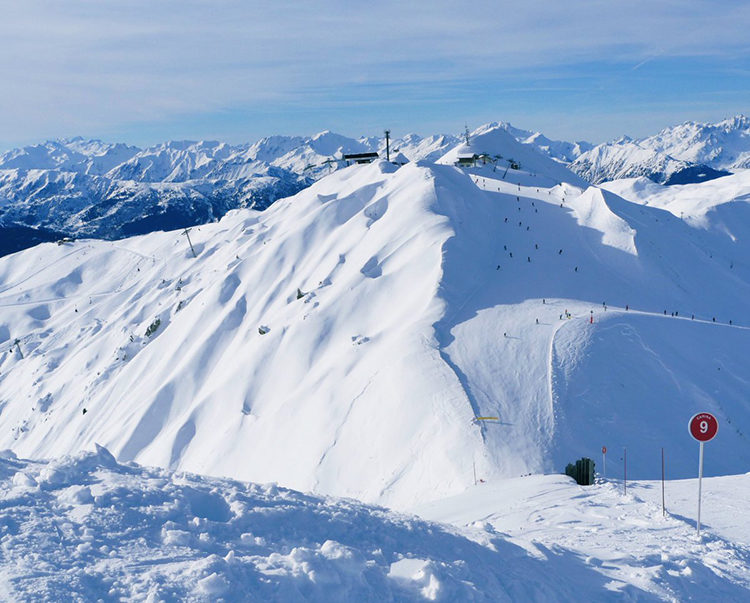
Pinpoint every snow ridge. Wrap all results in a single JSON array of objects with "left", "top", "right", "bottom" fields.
[{"left": 572, "top": 115, "right": 750, "bottom": 184}]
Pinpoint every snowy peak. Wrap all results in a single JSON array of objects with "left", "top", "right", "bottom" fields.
[
  {"left": 437, "top": 125, "right": 588, "bottom": 187},
  {"left": 572, "top": 115, "right": 750, "bottom": 184},
  {"left": 644, "top": 114, "right": 750, "bottom": 169},
  {"left": 0, "top": 139, "right": 140, "bottom": 176},
  {"left": 571, "top": 138, "right": 731, "bottom": 185},
  {"left": 572, "top": 140, "right": 691, "bottom": 184},
  {"left": 476, "top": 121, "right": 593, "bottom": 163}
]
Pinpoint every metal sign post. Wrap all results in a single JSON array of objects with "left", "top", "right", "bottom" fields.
[
  {"left": 661, "top": 447, "right": 666, "bottom": 517},
  {"left": 688, "top": 412, "right": 718, "bottom": 538}
]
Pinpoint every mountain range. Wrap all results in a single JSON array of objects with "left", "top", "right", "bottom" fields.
[
  {"left": 1, "top": 116, "right": 749, "bottom": 257},
  {"left": 571, "top": 115, "right": 750, "bottom": 184}
]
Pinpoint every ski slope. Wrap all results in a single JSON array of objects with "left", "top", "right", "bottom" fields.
[
  {"left": 415, "top": 472, "right": 750, "bottom": 600},
  {"left": 1, "top": 144, "right": 750, "bottom": 510}
]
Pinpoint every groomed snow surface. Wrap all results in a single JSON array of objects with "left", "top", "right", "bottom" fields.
[{"left": 1, "top": 448, "right": 748, "bottom": 601}]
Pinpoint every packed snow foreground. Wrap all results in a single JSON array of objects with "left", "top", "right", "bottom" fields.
[
  {"left": 1, "top": 448, "right": 749, "bottom": 600},
  {"left": 1, "top": 126, "right": 750, "bottom": 599},
  {"left": 2, "top": 447, "right": 749, "bottom": 600}
]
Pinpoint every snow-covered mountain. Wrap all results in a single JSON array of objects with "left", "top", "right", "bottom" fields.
[
  {"left": 3, "top": 139, "right": 750, "bottom": 598},
  {"left": 571, "top": 115, "right": 750, "bottom": 184},
  {"left": 0, "top": 123, "right": 588, "bottom": 258},
  {"left": 639, "top": 114, "right": 750, "bottom": 170},
  {"left": 0, "top": 131, "right": 466, "bottom": 255},
  {"left": 570, "top": 137, "right": 730, "bottom": 185},
  {"left": 2, "top": 151, "right": 749, "bottom": 511},
  {"left": 480, "top": 121, "right": 593, "bottom": 163},
  {"left": 5, "top": 115, "right": 750, "bottom": 256},
  {"left": 436, "top": 125, "right": 589, "bottom": 188}
]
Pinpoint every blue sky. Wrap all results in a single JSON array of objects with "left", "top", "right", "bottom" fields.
[{"left": 1, "top": 0, "right": 748, "bottom": 149}]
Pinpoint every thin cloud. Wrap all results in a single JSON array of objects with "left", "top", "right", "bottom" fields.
[{"left": 0, "top": 1, "right": 748, "bottom": 147}]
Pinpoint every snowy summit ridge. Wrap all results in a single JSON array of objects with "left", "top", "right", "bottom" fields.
[{"left": 571, "top": 115, "right": 750, "bottom": 184}]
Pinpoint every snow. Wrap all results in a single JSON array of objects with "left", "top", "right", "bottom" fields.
[
  {"left": 0, "top": 448, "right": 747, "bottom": 600},
  {"left": 436, "top": 125, "right": 588, "bottom": 188},
  {"left": 414, "top": 473, "right": 750, "bottom": 600},
  {"left": 640, "top": 115, "right": 750, "bottom": 170},
  {"left": 601, "top": 169, "right": 750, "bottom": 225},
  {"left": 2, "top": 154, "right": 750, "bottom": 513},
  {"left": 571, "top": 140, "right": 704, "bottom": 185},
  {"left": 2, "top": 121, "right": 750, "bottom": 598},
  {"left": 0, "top": 447, "right": 522, "bottom": 601},
  {"left": 572, "top": 115, "right": 750, "bottom": 184}
]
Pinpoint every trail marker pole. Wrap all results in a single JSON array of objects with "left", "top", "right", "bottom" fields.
[
  {"left": 688, "top": 412, "right": 718, "bottom": 538},
  {"left": 661, "top": 447, "right": 666, "bottom": 517},
  {"left": 697, "top": 441, "right": 704, "bottom": 535},
  {"left": 602, "top": 445, "right": 607, "bottom": 479}
]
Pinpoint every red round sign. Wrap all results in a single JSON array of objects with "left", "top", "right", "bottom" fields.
[
  {"left": 602, "top": 446, "right": 607, "bottom": 454},
  {"left": 689, "top": 412, "right": 718, "bottom": 442}
]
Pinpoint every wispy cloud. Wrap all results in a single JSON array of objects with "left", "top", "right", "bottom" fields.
[{"left": 0, "top": 1, "right": 748, "bottom": 146}]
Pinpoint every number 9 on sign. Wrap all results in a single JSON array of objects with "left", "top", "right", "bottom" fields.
[{"left": 689, "top": 412, "right": 718, "bottom": 442}]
